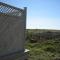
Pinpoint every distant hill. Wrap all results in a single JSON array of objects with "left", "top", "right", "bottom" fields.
[{"left": 26, "top": 29, "right": 60, "bottom": 33}]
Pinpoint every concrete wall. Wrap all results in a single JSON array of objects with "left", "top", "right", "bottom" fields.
[{"left": 0, "top": 13, "right": 26, "bottom": 56}]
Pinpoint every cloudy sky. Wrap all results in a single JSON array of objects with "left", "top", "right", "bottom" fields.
[{"left": 1, "top": 0, "right": 60, "bottom": 30}]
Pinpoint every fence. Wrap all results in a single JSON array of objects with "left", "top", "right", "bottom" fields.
[{"left": 0, "top": 2, "right": 27, "bottom": 60}]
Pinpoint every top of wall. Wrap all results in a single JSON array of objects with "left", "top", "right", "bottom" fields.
[{"left": 0, "top": 2, "right": 24, "bottom": 17}]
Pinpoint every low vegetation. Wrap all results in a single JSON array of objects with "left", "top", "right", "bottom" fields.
[{"left": 25, "top": 29, "right": 60, "bottom": 60}]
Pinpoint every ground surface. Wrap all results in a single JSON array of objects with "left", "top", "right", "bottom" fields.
[{"left": 25, "top": 29, "right": 60, "bottom": 60}]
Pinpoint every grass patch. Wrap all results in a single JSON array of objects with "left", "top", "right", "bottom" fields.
[{"left": 25, "top": 40, "right": 60, "bottom": 60}]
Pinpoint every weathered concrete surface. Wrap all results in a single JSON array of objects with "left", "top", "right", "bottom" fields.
[
  {"left": 0, "top": 51, "right": 28, "bottom": 60},
  {"left": 0, "top": 14, "right": 25, "bottom": 56}
]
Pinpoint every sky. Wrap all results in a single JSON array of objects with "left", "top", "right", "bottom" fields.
[{"left": 0, "top": 0, "right": 60, "bottom": 30}]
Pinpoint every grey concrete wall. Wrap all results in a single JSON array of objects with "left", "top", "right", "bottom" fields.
[{"left": 0, "top": 14, "right": 26, "bottom": 56}]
